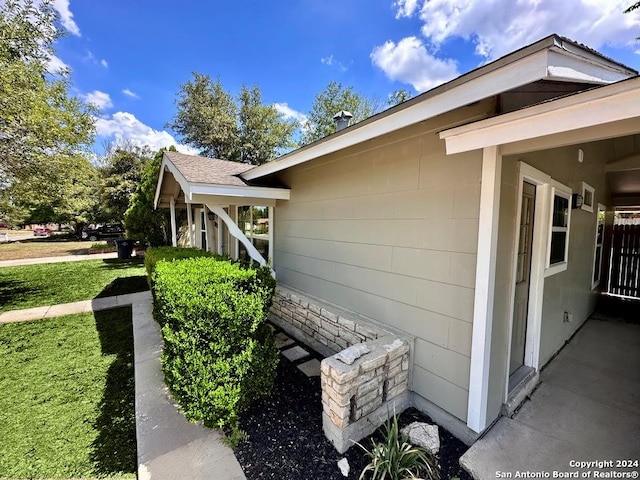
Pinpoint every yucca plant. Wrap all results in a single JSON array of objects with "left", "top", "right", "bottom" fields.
[{"left": 357, "top": 414, "right": 440, "bottom": 480}]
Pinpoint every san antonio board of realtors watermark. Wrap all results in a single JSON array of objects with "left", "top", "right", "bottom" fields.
[{"left": 495, "top": 460, "right": 639, "bottom": 479}]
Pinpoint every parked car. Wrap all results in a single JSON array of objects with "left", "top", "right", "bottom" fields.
[
  {"left": 33, "top": 228, "right": 52, "bottom": 237},
  {"left": 84, "top": 224, "right": 125, "bottom": 242}
]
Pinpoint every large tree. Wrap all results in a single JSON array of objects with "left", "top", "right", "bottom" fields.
[
  {"left": 0, "top": 0, "right": 95, "bottom": 186},
  {"left": 169, "top": 74, "right": 297, "bottom": 165},
  {"left": 96, "top": 144, "right": 150, "bottom": 223},
  {"left": 237, "top": 85, "right": 297, "bottom": 164},
  {"left": 0, "top": 0, "right": 95, "bottom": 225},
  {"left": 124, "top": 147, "right": 173, "bottom": 246},
  {"left": 300, "top": 82, "right": 381, "bottom": 145}
]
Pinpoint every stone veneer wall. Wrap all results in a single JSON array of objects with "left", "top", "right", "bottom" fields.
[
  {"left": 321, "top": 337, "right": 411, "bottom": 453},
  {"left": 270, "top": 285, "right": 412, "bottom": 453},
  {"left": 269, "top": 286, "right": 390, "bottom": 357}
]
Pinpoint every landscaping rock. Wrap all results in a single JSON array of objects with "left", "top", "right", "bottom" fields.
[
  {"left": 401, "top": 422, "right": 440, "bottom": 455},
  {"left": 335, "top": 343, "right": 370, "bottom": 365},
  {"left": 337, "top": 457, "right": 350, "bottom": 477}
]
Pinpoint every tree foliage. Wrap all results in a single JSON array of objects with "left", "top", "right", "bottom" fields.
[
  {"left": 169, "top": 74, "right": 296, "bottom": 165},
  {"left": 97, "top": 144, "right": 150, "bottom": 223},
  {"left": 0, "top": 0, "right": 95, "bottom": 225},
  {"left": 625, "top": 2, "right": 640, "bottom": 12},
  {"left": 124, "top": 147, "right": 173, "bottom": 246},
  {"left": 300, "top": 81, "right": 381, "bottom": 145},
  {"left": 388, "top": 89, "right": 413, "bottom": 107}
]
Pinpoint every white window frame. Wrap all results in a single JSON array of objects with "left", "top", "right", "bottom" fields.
[
  {"left": 591, "top": 203, "right": 606, "bottom": 290},
  {"left": 545, "top": 181, "right": 572, "bottom": 277},
  {"left": 581, "top": 181, "right": 595, "bottom": 213}
]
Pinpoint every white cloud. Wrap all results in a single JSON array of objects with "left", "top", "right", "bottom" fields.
[
  {"left": 396, "top": 0, "right": 640, "bottom": 61},
  {"left": 394, "top": 0, "right": 419, "bottom": 18},
  {"left": 47, "top": 54, "right": 70, "bottom": 74},
  {"left": 95, "top": 111, "right": 199, "bottom": 155},
  {"left": 273, "top": 103, "right": 308, "bottom": 124},
  {"left": 52, "top": 0, "right": 80, "bottom": 36},
  {"left": 122, "top": 88, "right": 139, "bottom": 99},
  {"left": 81, "top": 90, "right": 113, "bottom": 110},
  {"left": 100, "top": 59, "right": 108, "bottom": 68},
  {"left": 371, "top": 36, "right": 460, "bottom": 92},
  {"left": 320, "top": 54, "right": 348, "bottom": 72}
]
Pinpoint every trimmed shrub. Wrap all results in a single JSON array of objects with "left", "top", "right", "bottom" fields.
[
  {"left": 151, "top": 256, "right": 278, "bottom": 438},
  {"left": 144, "top": 246, "right": 213, "bottom": 286}
]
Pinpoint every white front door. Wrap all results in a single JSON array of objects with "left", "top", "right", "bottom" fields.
[{"left": 510, "top": 181, "right": 536, "bottom": 376}]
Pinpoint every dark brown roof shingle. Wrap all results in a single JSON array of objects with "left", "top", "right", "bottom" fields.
[{"left": 165, "top": 151, "right": 254, "bottom": 187}]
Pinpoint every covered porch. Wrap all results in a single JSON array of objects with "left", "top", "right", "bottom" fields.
[
  {"left": 439, "top": 76, "right": 640, "bottom": 443},
  {"left": 460, "top": 297, "right": 640, "bottom": 478},
  {"left": 154, "top": 151, "right": 290, "bottom": 267}
]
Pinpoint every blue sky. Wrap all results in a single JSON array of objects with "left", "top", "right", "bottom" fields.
[{"left": 48, "top": 0, "right": 640, "bottom": 156}]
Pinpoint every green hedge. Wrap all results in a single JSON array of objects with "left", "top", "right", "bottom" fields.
[
  {"left": 144, "top": 247, "right": 213, "bottom": 286},
  {"left": 151, "top": 255, "right": 277, "bottom": 438}
]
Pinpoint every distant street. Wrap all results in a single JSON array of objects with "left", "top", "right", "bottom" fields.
[{"left": 0, "top": 233, "right": 40, "bottom": 243}]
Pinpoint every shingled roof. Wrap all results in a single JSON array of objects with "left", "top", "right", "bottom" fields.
[{"left": 165, "top": 151, "right": 254, "bottom": 187}]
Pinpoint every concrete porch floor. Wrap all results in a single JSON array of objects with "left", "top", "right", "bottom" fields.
[{"left": 461, "top": 302, "right": 640, "bottom": 478}]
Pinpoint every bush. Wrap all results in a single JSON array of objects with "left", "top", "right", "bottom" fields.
[
  {"left": 144, "top": 246, "right": 213, "bottom": 286},
  {"left": 151, "top": 256, "right": 278, "bottom": 440},
  {"left": 358, "top": 414, "right": 440, "bottom": 480}
]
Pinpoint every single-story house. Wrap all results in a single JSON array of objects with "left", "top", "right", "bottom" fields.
[{"left": 154, "top": 34, "right": 640, "bottom": 451}]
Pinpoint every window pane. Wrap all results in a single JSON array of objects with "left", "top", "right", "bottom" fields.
[
  {"left": 549, "top": 231, "right": 566, "bottom": 265},
  {"left": 593, "top": 245, "right": 602, "bottom": 283},
  {"left": 553, "top": 196, "right": 568, "bottom": 227}
]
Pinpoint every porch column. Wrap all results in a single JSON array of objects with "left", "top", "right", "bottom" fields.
[
  {"left": 216, "top": 214, "right": 224, "bottom": 255},
  {"left": 268, "top": 206, "right": 274, "bottom": 263},
  {"left": 170, "top": 196, "right": 177, "bottom": 247},
  {"left": 467, "top": 145, "right": 502, "bottom": 433},
  {"left": 186, "top": 203, "right": 194, "bottom": 247}
]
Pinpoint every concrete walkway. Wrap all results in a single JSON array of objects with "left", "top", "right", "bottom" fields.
[
  {"left": 0, "top": 252, "right": 117, "bottom": 267},
  {"left": 461, "top": 317, "right": 640, "bottom": 478},
  {"left": 0, "top": 290, "right": 246, "bottom": 479},
  {"left": 0, "top": 292, "right": 143, "bottom": 323}
]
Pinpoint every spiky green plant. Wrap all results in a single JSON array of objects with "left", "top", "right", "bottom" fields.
[{"left": 357, "top": 414, "right": 440, "bottom": 480}]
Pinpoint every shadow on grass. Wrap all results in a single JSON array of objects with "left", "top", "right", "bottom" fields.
[
  {"left": 90, "top": 306, "right": 137, "bottom": 477},
  {"left": 0, "top": 279, "right": 43, "bottom": 310},
  {"left": 95, "top": 275, "right": 149, "bottom": 298},
  {"left": 100, "top": 258, "right": 145, "bottom": 270}
]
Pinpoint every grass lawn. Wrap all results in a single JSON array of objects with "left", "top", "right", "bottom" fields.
[
  {"left": 0, "top": 238, "right": 96, "bottom": 261},
  {"left": 0, "top": 259, "right": 147, "bottom": 312},
  {"left": 0, "top": 307, "right": 136, "bottom": 479}
]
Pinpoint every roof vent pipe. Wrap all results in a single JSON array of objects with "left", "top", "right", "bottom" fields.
[{"left": 333, "top": 110, "right": 353, "bottom": 132}]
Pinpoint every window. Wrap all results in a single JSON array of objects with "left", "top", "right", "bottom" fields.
[
  {"left": 237, "top": 205, "right": 269, "bottom": 262},
  {"left": 546, "top": 182, "right": 571, "bottom": 276},
  {"left": 581, "top": 182, "right": 595, "bottom": 213},
  {"left": 592, "top": 204, "right": 606, "bottom": 289},
  {"left": 200, "top": 209, "right": 208, "bottom": 251}
]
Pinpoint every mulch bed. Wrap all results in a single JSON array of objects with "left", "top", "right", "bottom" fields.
[{"left": 235, "top": 337, "right": 472, "bottom": 480}]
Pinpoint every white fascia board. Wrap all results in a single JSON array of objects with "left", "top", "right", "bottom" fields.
[
  {"left": 440, "top": 77, "right": 640, "bottom": 155},
  {"left": 547, "top": 49, "right": 636, "bottom": 84},
  {"left": 153, "top": 157, "right": 168, "bottom": 209},
  {"left": 189, "top": 183, "right": 290, "bottom": 201},
  {"left": 153, "top": 154, "right": 193, "bottom": 209},
  {"left": 241, "top": 51, "right": 550, "bottom": 181}
]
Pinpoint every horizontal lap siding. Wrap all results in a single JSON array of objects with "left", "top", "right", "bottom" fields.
[{"left": 273, "top": 106, "right": 491, "bottom": 422}]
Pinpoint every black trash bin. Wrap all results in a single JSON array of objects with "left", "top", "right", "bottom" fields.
[{"left": 115, "top": 239, "right": 133, "bottom": 259}]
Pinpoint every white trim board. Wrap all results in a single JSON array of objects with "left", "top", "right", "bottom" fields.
[
  {"left": 467, "top": 146, "right": 502, "bottom": 433},
  {"left": 439, "top": 77, "right": 640, "bottom": 155}
]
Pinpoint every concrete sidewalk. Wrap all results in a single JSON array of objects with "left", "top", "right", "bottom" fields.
[
  {"left": 461, "top": 317, "right": 640, "bottom": 478},
  {"left": 0, "top": 291, "right": 246, "bottom": 479},
  {"left": 0, "top": 292, "right": 143, "bottom": 323},
  {"left": 0, "top": 252, "right": 118, "bottom": 267}
]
